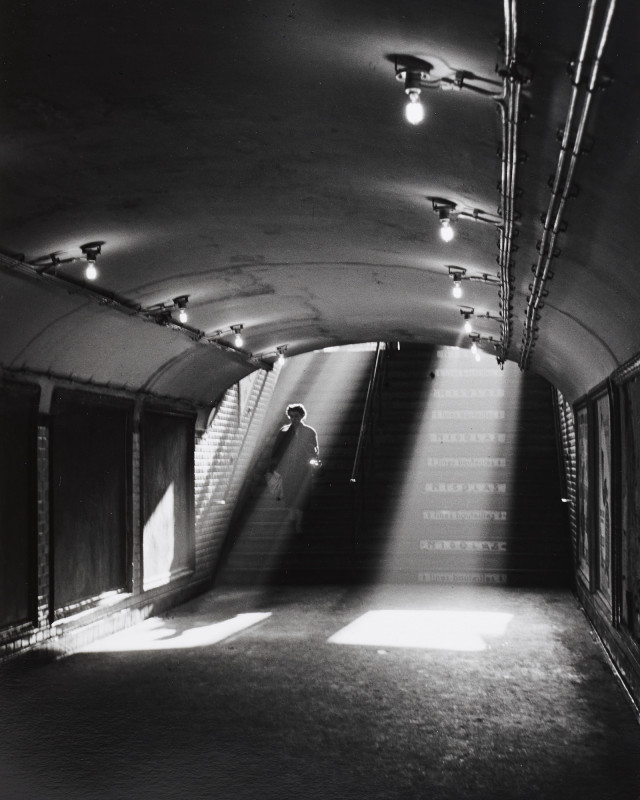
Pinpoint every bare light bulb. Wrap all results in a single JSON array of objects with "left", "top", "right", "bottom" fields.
[
  {"left": 452, "top": 282, "right": 463, "bottom": 299},
  {"left": 464, "top": 318, "right": 472, "bottom": 334},
  {"left": 178, "top": 308, "right": 188, "bottom": 324},
  {"left": 440, "top": 219, "right": 454, "bottom": 242},
  {"left": 404, "top": 91, "right": 425, "bottom": 125},
  {"left": 85, "top": 262, "right": 98, "bottom": 281}
]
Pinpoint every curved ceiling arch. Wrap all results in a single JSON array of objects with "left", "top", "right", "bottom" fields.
[{"left": 2, "top": 0, "right": 639, "bottom": 406}]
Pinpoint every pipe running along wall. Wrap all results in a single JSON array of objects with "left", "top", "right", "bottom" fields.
[
  {"left": 519, "top": 0, "right": 617, "bottom": 370},
  {"left": 495, "top": 0, "right": 522, "bottom": 365}
]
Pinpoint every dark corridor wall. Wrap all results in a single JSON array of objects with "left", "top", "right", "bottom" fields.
[
  {"left": 0, "top": 366, "right": 277, "bottom": 660},
  {"left": 50, "top": 391, "right": 132, "bottom": 611},
  {"left": 0, "top": 382, "right": 39, "bottom": 628}
]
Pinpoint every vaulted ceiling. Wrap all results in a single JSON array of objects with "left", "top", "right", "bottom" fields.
[{"left": 1, "top": 0, "right": 638, "bottom": 405}]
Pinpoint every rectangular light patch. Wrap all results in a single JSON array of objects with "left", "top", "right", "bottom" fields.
[
  {"left": 328, "top": 609, "right": 512, "bottom": 652},
  {"left": 423, "top": 510, "right": 508, "bottom": 521},
  {"left": 429, "top": 433, "right": 507, "bottom": 443},
  {"left": 418, "top": 573, "right": 508, "bottom": 585},
  {"left": 424, "top": 483, "right": 507, "bottom": 493},
  {"left": 433, "top": 368, "right": 500, "bottom": 378},
  {"left": 431, "top": 410, "right": 505, "bottom": 420},
  {"left": 426, "top": 457, "right": 506, "bottom": 467},
  {"left": 78, "top": 612, "right": 272, "bottom": 652},
  {"left": 420, "top": 540, "right": 507, "bottom": 552},
  {"left": 431, "top": 389, "right": 505, "bottom": 398}
]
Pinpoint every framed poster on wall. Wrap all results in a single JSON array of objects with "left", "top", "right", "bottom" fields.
[
  {"left": 576, "top": 403, "right": 590, "bottom": 585},
  {"left": 595, "top": 392, "right": 612, "bottom": 605}
]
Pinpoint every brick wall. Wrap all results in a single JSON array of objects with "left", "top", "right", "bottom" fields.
[
  {"left": 36, "top": 422, "right": 50, "bottom": 628},
  {"left": 556, "top": 391, "right": 578, "bottom": 563},
  {"left": 194, "top": 368, "right": 279, "bottom": 580}
]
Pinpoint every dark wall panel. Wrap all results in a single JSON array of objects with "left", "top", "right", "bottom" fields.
[
  {"left": 0, "top": 382, "right": 39, "bottom": 628},
  {"left": 142, "top": 409, "right": 195, "bottom": 589},
  {"left": 621, "top": 376, "right": 640, "bottom": 640},
  {"left": 51, "top": 391, "right": 131, "bottom": 609}
]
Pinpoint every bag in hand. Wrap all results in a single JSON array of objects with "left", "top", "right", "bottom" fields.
[{"left": 266, "top": 470, "right": 283, "bottom": 500}]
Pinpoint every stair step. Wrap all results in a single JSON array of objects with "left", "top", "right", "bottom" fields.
[{"left": 220, "top": 345, "right": 570, "bottom": 588}]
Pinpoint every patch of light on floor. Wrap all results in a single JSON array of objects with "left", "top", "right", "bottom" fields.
[
  {"left": 327, "top": 610, "right": 513, "bottom": 652},
  {"left": 78, "top": 612, "right": 272, "bottom": 652}
]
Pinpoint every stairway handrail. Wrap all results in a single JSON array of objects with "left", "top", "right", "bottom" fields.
[{"left": 350, "top": 342, "right": 384, "bottom": 484}]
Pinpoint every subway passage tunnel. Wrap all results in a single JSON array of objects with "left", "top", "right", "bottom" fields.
[{"left": 2, "top": 0, "right": 640, "bottom": 796}]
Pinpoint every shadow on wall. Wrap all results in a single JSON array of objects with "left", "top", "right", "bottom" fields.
[
  {"left": 506, "top": 373, "right": 572, "bottom": 586},
  {"left": 364, "top": 343, "right": 440, "bottom": 582}
]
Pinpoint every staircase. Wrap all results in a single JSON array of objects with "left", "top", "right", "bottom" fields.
[
  {"left": 357, "top": 344, "right": 571, "bottom": 586},
  {"left": 217, "top": 344, "right": 572, "bottom": 587},
  {"left": 216, "top": 348, "right": 377, "bottom": 585}
]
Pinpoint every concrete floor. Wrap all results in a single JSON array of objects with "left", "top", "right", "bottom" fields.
[{"left": 2, "top": 583, "right": 639, "bottom": 800}]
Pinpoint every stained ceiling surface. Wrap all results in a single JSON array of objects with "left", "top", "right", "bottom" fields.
[{"left": 1, "top": 0, "right": 638, "bottom": 405}]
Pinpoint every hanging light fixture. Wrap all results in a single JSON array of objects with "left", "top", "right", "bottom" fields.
[
  {"left": 430, "top": 199, "right": 458, "bottom": 243},
  {"left": 460, "top": 307, "right": 474, "bottom": 333},
  {"left": 231, "top": 324, "right": 244, "bottom": 348},
  {"left": 276, "top": 345, "right": 288, "bottom": 365},
  {"left": 430, "top": 198, "right": 503, "bottom": 246},
  {"left": 448, "top": 266, "right": 467, "bottom": 298},
  {"left": 80, "top": 242, "right": 103, "bottom": 281},
  {"left": 173, "top": 295, "right": 189, "bottom": 323},
  {"left": 394, "top": 58, "right": 503, "bottom": 127},
  {"left": 439, "top": 210, "right": 455, "bottom": 242},
  {"left": 403, "top": 70, "right": 425, "bottom": 125}
]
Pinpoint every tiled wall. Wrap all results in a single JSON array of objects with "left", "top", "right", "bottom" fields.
[
  {"left": 556, "top": 392, "right": 578, "bottom": 562},
  {"left": 36, "top": 422, "right": 51, "bottom": 628}
]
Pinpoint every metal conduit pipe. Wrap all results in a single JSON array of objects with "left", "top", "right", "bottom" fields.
[
  {"left": 495, "top": 0, "right": 521, "bottom": 364},
  {"left": 496, "top": 96, "right": 515, "bottom": 361},
  {"left": 521, "top": 0, "right": 598, "bottom": 344},
  {"left": 0, "top": 252, "right": 264, "bottom": 367},
  {"left": 350, "top": 341, "right": 384, "bottom": 484},
  {"left": 519, "top": 0, "right": 616, "bottom": 369},
  {"left": 496, "top": 2, "right": 513, "bottom": 359},
  {"left": 504, "top": 81, "right": 521, "bottom": 355},
  {"left": 520, "top": 0, "right": 615, "bottom": 368}
]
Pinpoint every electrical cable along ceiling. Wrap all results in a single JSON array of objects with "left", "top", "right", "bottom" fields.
[{"left": 0, "top": 0, "right": 638, "bottom": 405}]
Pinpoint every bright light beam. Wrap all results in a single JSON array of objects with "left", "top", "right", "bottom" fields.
[
  {"left": 79, "top": 612, "right": 272, "bottom": 652},
  {"left": 328, "top": 609, "right": 513, "bottom": 652}
]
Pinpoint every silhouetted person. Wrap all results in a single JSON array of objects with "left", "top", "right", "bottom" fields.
[{"left": 268, "top": 403, "right": 320, "bottom": 533}]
